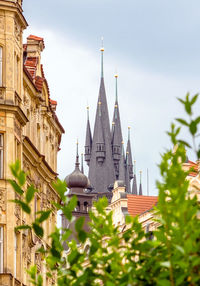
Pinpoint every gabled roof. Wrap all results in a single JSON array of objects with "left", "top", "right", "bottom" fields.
[{"left": 127, "top": 195, "right": 158, "bottom": 217}]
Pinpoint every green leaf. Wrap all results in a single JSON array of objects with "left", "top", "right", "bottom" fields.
[
  {"left": 178, "top": 140, "right": 191, "bottom": 148},
  {"left": 26, "top": 185, "right": 37, "bottom": 203},
  {"left": 8, "top": 180, "right": 23, "bottom": 195},
  {"left": 75, "top": 216, "right": 85, "bottom": 232},
  {"left": 15, "top": 225, "right": 31, "bottom": 231},
  {"left": 78, "top": 230, "right": 87, "bottom": 243},
  {"left": 11, "top": 199, "right": 31, "bottom": 214},
  {"left": 191, "top": 93, "right": 199, "bottom": 105},
  {"left": 176, "top": 118, "right": 189, "bottom": 126},
  {"left": 32, "top": 223, "right": 44, "bottom": 237},
  {"left": 195, "top": 116, "right": 200, "bottom": 125},
  {"left": 18, "top": 171, "right": 26, "bottom": 186},
  {"left": 10, "top": 160, "right": 20, "bottom": 178},
  {"left": 189, "top": 121, "right": 197, "bottom": 135},
  {"left": 37, "top": 210, "right": 51, "bottom": 223}
]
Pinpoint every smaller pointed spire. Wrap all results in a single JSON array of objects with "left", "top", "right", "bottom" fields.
[
  {"left": 85, "top": 106, "right": 93, "bottom": 166},
  {"left": 139, "top": 170, "right": 143, "bottom": 195},
  {"left": 125, "top": 151, "right": 131, "bottom": 193},
  {"left": 132, "top": 160, "right": 138, "bottom": 195},
  {"left": 100, "top": 37, "right": 104, "bottom": 78},
  {"left": 126, "top": 127, "right": 133, "bottom": 179},
  {"left": 81, "top": 153, "right": 84, "bottom": 173},
  {"left": 75, "top": 139, "right": 80, "bottom": 169},
  {"left": 118, "top": 141, "right": 126, "bottom": 183}
]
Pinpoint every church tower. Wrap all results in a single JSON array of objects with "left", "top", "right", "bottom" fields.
[{"left": 84, "top": 44, "right": 138, "bottom": 198}]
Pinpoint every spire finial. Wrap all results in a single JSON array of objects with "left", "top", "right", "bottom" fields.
[
  {"left": 100, "top": 37, "right": 104, "bottom": 78},
  {"left": 87, "top": 105, "right": 89, "bottom": 120},
  {"left": 139, "top": 170, "right": 142, "bottom": 184},
  {"left": 75, "top": 139, "right": 79, "bottom": 168},
  {"left": 115, "top": 73, "right": 118, "bottom": 102},
  {"left": 134, "top": 160, "right": 136, "bottom": 174},
  {"left": 81, "top": 153, "right": 84, "bottom": 173},
  {"left": 128, "top": 126, "right": 131, "bottom": 140}
]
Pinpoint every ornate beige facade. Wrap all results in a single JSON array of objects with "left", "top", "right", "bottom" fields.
[{"left": 0, "top": 1, "right": 64, "bottom": 285}]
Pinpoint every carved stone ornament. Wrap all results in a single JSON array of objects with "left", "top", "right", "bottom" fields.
[
  {"left": 15, "top": 20, "right": 21, "bottom": 42},
  {"left": 0, "top": 189, "right": 6, "bottom": 216},
  {"left": 15, "top": 193, "right": 21, "bottom": 226},
  {"left": 0, "top": 16, "right": 4, "bottom": 30},
  {"left": 35, "top": 252, "right": 41, "bottom": 271},
  {"left": 14, "top": 120, "right": 22, "bottom": 139},
  {"left": 0, "top": 88, "right": 5, "bottom": 100}
]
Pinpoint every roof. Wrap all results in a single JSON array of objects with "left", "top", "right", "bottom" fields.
[
  {"left": 23, "top": 37, "right": 64, "bottom": 134},
  {"left": 184, "top": 160, "right": 198, "bottom": 177},
  {"left": 27, "top": 35, "right": 44, "bottom": 41},
  {"left": 127, "top": 195, "right": 158, "bottom": 217}
]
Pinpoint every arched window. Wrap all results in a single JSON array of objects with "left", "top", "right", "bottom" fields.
[
  {"left": 83, "top": 202, "right": 89, "bottom": 212},
  {"left": 0, "top": 47, "right": 2, "bottom": 86},
  {"left": 76, "top": 201, "right": 80, "bottom": 212}
]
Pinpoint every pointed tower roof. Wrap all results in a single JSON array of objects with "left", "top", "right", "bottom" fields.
[
  {"left": 126, "top": 127, "right": 134, "bottom": 179},
  {"left": 118, "top": 142, "right": 126, "bottom": 183},
  {"left": 125, "top": 151, "right": 131, "bottom": 193},
  {"left": 132, "top": 160, "right": 138, "bottom": 195},
  {"left": 88, "top": 42, "right": 115, "bottom": 194},
  {"left": 139, "top": 170, "right": 143, "bottom": 195},
  {"left": 85, "top": 106, "right": 92, "bottom": 148},
  {"left": 111, "top": 74, "right": 123, "bottom": 146}
]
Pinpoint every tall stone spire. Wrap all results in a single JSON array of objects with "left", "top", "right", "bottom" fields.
[
  {"left": 85, "top": 106, "right": 92, "bottom": 166},
  {"left": 118, "top": 142, "right": 126, "bottom": 183},
  {"left": 125, "top": 151, "right": 131, "bottom": 193},
  {"left": 87, "top": 42, "right": 115, "bottom": 194},
  {"left": 126, "top": 127, "right": 134, "bottom": 179},
  {"left": 132, "top": 160, "right": 138, "bottom": 195},
  {"left": 139, "top": 170, "right": 143, "bottom": 195},
  {"left": 111, "top": 74, "right": 123, "bottom": 179}
]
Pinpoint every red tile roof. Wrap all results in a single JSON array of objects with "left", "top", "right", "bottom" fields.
[
  {"left": 24, "top": 57, "right": 38, "bottom": 79},
  {"left": 127, "top": 195, "right": 158, "bottom": 217},
  {"left": 27, "top": 35, "right": 44, "bottom": 41},
  {"left": 50, "top": 99, "right": 57, "bottom": 105},
  {"left": 185, "top": 160, "right": 198, "bottom": 177},
  {"left": 35, "top": 76, "right": 45, "bottom": 91}
]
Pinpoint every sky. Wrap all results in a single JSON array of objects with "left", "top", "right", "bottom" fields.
[{"left": 22, "top": 0, "right": 200, "bottom": 195}]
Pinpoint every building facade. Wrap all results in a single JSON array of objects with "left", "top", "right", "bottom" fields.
[{"left": 0, "top": 1, "right": 64, "bottom": 285}]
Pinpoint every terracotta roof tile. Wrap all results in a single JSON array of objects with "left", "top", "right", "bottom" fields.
[
  {"left": 24, "top": 57, "right": 38, "bottom": 79},
  {"left": 27, "top": 35, "right": 44, "bottom": 41},
  {"left": 185, "top": 160, "right": 198, "bottom": 177},
  {"left": 50, "top": 99, "right": 57, "bottom": 105},
  {"left": 35, "top": 76, "right": 45, "bottom": 91},
  {"left": 127, "top": 195, "right": 158, "bottom": 217}
]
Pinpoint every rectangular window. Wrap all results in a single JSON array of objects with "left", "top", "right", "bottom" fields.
[
  {"left": 0, "top": 134, "right": 3, "bottom": 179},
  {"left": 0, "top": 226, "right": 3, "bottom": 273},
  {"left": 0, "top": 47, "right": 2, "bottom": 86}
]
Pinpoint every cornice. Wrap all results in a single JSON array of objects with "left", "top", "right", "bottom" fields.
[{"left": 0, "top": 103, "right": 28, "bottom": 126}]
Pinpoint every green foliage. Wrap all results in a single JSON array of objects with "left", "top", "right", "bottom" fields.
[{"left": 9, "top": 93, "right": 200, "bottom": 285}]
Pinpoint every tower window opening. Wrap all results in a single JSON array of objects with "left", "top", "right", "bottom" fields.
[{"left": 83, "top": 201, "right": 89, "bottom": 212}]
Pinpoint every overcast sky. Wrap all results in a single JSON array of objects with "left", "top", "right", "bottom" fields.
[{"left": 23, "top": 0, "right": 200, "bottom": 195}]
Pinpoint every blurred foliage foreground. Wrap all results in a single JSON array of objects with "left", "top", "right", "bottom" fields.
[{"left": 10, "top": 94, "right": 200, "bottom": 286}]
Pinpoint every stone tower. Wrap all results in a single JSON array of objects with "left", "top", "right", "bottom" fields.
[{"left": 84, "top": 45, "right": 137, "bottom": 199}]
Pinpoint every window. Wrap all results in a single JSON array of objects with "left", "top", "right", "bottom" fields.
[
  {"left": 0, "top": 134, "right": 3, "bottom": 179},
  {"left": 0, "top": 47, "right": 2, "bottom": 86},
  {"left": 84, "top": 202, "right": 89, "bottom": 212},
  {"left": 0, "top": 226, "right": 3, "bottom": 273}
]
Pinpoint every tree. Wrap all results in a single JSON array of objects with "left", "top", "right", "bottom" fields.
[{"left": 10, "top": 93, "right": 200, "bottom": 286}]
